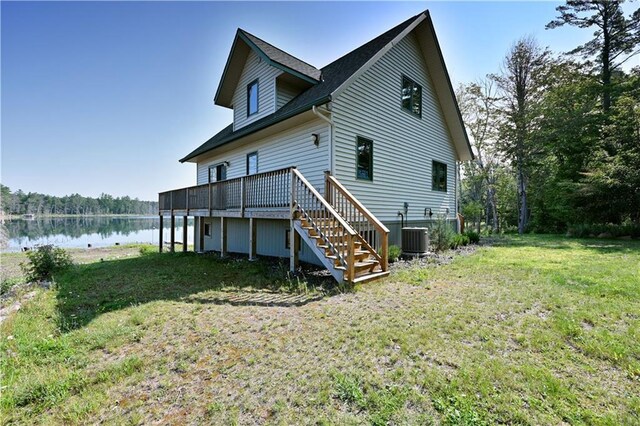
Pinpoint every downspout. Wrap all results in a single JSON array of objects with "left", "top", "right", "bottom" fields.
[
  {"left": 456, "top": 161, "right": 460, "bottom": 233},
  {"left": 312, "top": 104, "right": 334, "bottom": 175}
]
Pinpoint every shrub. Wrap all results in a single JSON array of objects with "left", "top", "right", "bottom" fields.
[
  {"left": 431, "top": 215, "right": 454, "bottom": 252},
  {"left": 1, "top": 278, "right": 21, "bottom": 295},
  {"left": 502, "top": 225, "right": 519, "bottom": 234},
  {"left": 450, "top": 234, "right": 470, "bottom": 249},
  {"left": 387, "top": 245, "right": 402, "bottom": 263},
  {"left": 20, "top": 245, "right": 73, "bottom": 282},
  {"left": 139, "top": 245, "right": 156, "bottom": 255},
  {"left": 567, "top": 222, "right": 640, "bottom": 239},
  {"left": 464, "top": 230, "right": 480, "bottom": 244}
]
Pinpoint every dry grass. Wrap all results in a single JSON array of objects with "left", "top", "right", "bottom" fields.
[{"left": 1, "top": 236, "right": 639, "bottom": 424}]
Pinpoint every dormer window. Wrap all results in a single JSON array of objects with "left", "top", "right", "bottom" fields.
[{"left": 247, "top": 79, "right": 259, "bottom": 116}]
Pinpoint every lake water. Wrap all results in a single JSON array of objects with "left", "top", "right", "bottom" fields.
[{"left": 1, "top": 216, "right": 194, "bottom": 252}]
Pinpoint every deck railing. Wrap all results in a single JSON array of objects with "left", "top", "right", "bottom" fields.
[
  {"left": 159, "top": 167, "right": 294, "bottom": 213},
  {"left": 159, "top": 166, "right": 389, "bottom": 282},
  {"left": 246, "top": 168, "right": 291, "bottom": 208}
]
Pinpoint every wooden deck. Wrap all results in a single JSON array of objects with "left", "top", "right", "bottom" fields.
[
  {"left": 159, "top": 167, "right": 292, "bottom": 219},
  {"left": 158, "top": 166, "right": 390, "bottom": 284}
]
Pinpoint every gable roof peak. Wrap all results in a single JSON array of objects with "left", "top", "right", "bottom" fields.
[
  {"left": 236, "top": 28, "right": 322, "bottom": 82},
  {"left": 184, "top": 9, "right": 473, "bottom": 163}
]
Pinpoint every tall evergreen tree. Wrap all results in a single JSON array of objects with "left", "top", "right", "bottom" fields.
[{"left": 547, "top": 0, "right": 640, "bottom": 112}]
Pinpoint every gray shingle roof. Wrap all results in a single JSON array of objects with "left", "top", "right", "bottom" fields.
[
  {"left": 240, "top": 30, "right": 322, "bottom": 82},
  {"left": 180, "top": 12, "right": 422, "bottom": 163}
]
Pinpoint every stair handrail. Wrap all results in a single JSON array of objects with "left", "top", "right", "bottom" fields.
[
  {"left": 326, "top": 174, "right": 390, "bottom": 233},
  {"left": 292, "top": 169, "right": 358, "bottom": 280},
  {"left": 292, "top": 169, "right": 357, "bottom": 237},
  {"left": 325, "top": 173, "right": 390, "bottom": 271}
]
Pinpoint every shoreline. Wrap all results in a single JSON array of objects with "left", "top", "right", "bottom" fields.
[
  {"left": 1, "top": 244, "right": 157, "bottom": 283},
  {"left": 3, "top": 214, "right": 159, "bottom": 220}
]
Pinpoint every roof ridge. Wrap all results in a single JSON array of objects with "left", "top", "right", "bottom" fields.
[
  {"left": 238, "top": 28, "right": 321, "bottom": 73},
  {"left": 320, "top": 11, "right": 425, "bottom": 71},
  {"left": 182, "top": 9, "right": 444, "bottom": 163}
]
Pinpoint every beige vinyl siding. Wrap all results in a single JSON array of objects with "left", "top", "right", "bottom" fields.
[
  {"left": 233, "top": 50, "right": 282, "bottom": 131},
  {"left": 197, "top": 118, "right": 330, "bottom": 193},
  {"left": 332, "top": 32, "right": 458, "bottom": 223},
  {"left": 276, "top": 80, "right": 299, "bottom": 110}
]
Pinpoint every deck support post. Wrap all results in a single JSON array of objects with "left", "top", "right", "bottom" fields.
[
  {"left": 220, "top": 217, "right": 227, "bottom": 257},
  {"left": 170, "top": 215, "right": 175, "bottom": 252},
  {"left": 289, "top": 221, "right": 298, "bottom": 272},
  {"left": 289, "top": 170, "right": 298, "bottom": 272},
  {"left": 198, "top": 217, "right": 205, "bottom": 253},
  {"left": 159, "top": 215, "right": 164, "bottom": 253},
  {"left": 249, "top": 217, "right": 257, "bottom": 261},
  {"left": 182, "top": 216, "right": 188, "bottom": 252}
]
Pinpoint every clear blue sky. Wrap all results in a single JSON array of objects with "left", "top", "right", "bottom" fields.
[{"left": 2, "top": 1, "right": 636, "bottom": 201}]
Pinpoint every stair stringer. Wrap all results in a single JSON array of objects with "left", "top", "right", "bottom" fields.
[{"left": 293, "top": 219, "right": 344, "bottom": 282}]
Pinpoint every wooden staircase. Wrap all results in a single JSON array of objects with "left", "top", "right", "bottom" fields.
[{"left": 291, "top": 169, "right": 390, "bottom": 284}]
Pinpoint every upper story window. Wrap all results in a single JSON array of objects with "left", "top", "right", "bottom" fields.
[
  {"left": 247, "top": 79, "right": 259, "bottom": 116},
  {"left": 432, "top": 161, "right": 447, "bottom": 192},
  {"left": 246, "top": 151, "right": 258, "bottom": 175},
  {"left": 356, "top": 137, "right": 373, "bottom": 181},
  {"left": 401, "top": 75, "right": 422, "bottom": 118}
]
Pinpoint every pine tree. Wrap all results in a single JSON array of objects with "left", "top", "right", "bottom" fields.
[{"left": 547, "top": 0, "right": 640, "bottom": 112}]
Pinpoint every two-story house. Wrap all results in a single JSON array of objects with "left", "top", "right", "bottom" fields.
[{"left": 159, "top": 10, "right": 473, "bottom": 284}]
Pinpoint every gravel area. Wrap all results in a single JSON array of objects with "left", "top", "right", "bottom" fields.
[{"left": 390, "top": 243, "right": 482, "bottom": 271}]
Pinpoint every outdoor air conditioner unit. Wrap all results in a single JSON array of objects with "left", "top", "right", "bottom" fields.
[{"left": 402, "top": 227, "right": 430, "bottom": 255}]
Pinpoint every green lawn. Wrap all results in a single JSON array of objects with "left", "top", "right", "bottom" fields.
[{"left": 1, "top": 235, "right": 639, "bottom": 425}]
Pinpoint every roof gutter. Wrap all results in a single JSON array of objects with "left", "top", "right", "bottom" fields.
[{"left": 180, "top": 95, "right": 332, "bottom": 163}]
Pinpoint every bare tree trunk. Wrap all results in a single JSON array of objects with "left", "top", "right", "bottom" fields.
[
  {"left": 517, "top": 164, "right": 528, "bottom": 234},
  {"left": 488, "top": 185, "right": 499, "bottom": 233},
  {"left": 485, "top": 193, "right": 491, "bottom": 230}
]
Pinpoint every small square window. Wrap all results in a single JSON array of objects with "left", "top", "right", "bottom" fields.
[
  {"left": 285, "top": 229, "right": 299, "bottom": 250},
  {"left": 401, "top": 76, "right": 422, "bottom": 117},
  {"left": 247, "top": 80, "right": 259, "bottom": 116},
  {"left": 204, "top": 223, "right": 211, "bottom": 237},
  {"left": 356, "top": 137, "right": 373, "bottom": 181},
  {"left": 432, "top": 161, "right": 447, "bottom": 192},
  {"left": 246, "top": 152, "right": 258, "bottom": 175}
]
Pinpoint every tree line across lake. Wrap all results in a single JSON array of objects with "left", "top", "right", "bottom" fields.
[
  {"left": 4, "top": 216, "right": 168, "bottom": 241},
  {"left": 1, "top": 184, "right": 158, "bottom": 216},
  {"left": 459, "top": 1, "right": 639, "bottom": 235}
]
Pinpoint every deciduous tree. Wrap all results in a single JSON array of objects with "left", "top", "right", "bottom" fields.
[{"left": 493, "top": 37, "right": 552, "bottom": 234}]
